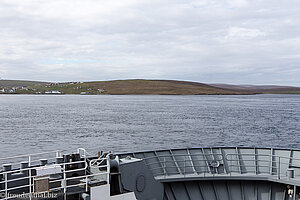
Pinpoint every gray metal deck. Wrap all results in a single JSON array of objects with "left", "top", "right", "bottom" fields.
[
  {"left": 118, "top": 147, "right": 300, "bottom": 200},
  {"left": 2, "top": 147, "right": 300, "bottom": 200},
  {"left": 164, "top": 180, "right": 287, "bottom": 200}
]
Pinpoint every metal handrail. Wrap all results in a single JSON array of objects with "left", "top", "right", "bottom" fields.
[
  {"left": 142, "top": 153, "right": 223, "bottom": 160},
  {"left": 0, "top": 149, "right": 111, "bottom": 200},
  {"left": 0, "top": 160, "right": 86, "bottom": 176},
  {"left": 141, "top": 152, "right": 300, "bottom": 163},
  {"left": 0, "top": 150, "right": 62, "bottom": 161},
  {"left": 145, "top": 158, "right": 287, "bottom": 168},
  {"left": 140, "top": 153, "right": 300, "bottom": 181},
  {"left": 1, "top": 169, "right": 109, "bottom": 200},
  {"left": 0, "top": 167, "right": 109, "bottom": 200}
]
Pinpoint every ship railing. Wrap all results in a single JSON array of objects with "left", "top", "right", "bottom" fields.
[
  {"left": 0, "top": 150, "right": 63, "bottom": 170},
  {"left": 142, "top": 153, "right": 300, "bottom": 181},
  {"left": 0, "top": 148, "right": 110, "bottom": 200},
  {"left": 88, "top": 155, "right": 111, "bottom": 185},
  {"left": 226, "top": 153, "right": 300, "bottom": 180}
]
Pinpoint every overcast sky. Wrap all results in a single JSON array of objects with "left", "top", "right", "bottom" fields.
[{"left": 0, "top": 0, "right": 300, "bottom": 85}]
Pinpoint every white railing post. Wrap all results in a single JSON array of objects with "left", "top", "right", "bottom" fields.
[
  {"left": 32, "top": 169, "right": 35, "bottom": 194},
  {"left": 278, "top": 157, "right": 281, "bottom": 179},
  {"left": 77, "top": 148, "right": 86, "bottom": 158},
  {"left": 85, "top": 176, "right": 88, "bottom": 192},
  {"left": 56, "top": 151, "right": 60, "bottom": 158},
  {"left": 107, "top": 156, "right": 110, "bottom": 185},
  {"left": 29, "top": 168, "right": 32, "bottom": 200},
  {"left": 269, "top": 154, "right": 272, "bottom": 175},
  {"left": 163, "top": 157, "right": 166, "bottom": 178},
  {"left": 4, "top": 172, "right": 7, "bottom": 200},
  {"left": 85, "top": 156, "right": 88, "bottom": 192},
  {"left": 293, "top": 185, "right": 296, "bottom": 200},
  {"left": 63, "top": 163, "right": 67, "bottom": 200},
  {"left": 229, "top": 154, "right": 232, "bottom": 176},
  {"left": 184, "top": 156, "right": 186, "bottom": 177},
  {"left": 28, "top": 155, "right": 31, "bottom": 167}
]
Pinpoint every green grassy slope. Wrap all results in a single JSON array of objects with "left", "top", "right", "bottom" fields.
[
  {"left": 32, "top": 79, "right": 252, "bottom": 95},
  {"left": 211, "top": 84, "right": 300, "bottom": 94},
  {"left": 0, "top": 80, "right": 48, "bottom": 87},
  {"left": 5, "top": 79, "right": 299, "bottom": 94}
]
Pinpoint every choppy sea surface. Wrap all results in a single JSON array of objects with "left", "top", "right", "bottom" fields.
[{"left": 0, "top": 94, "right": 299, "bottom": 157}]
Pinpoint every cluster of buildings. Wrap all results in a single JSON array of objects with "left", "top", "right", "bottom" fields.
[
  {"left": 45, "top": 82, "right": 83, "bottom": 88},
  {"left": 0, "top": 86, "right": 36, "bottom": 93},
  {"left": 0, "top": 83, "right": 104, "bottom": 95},
  {"left": 0, "top": 86, "right": 64, "bottom": 94},
  {"left": 44, "top": 90, "right": 63, "bottom": 94},
  {"left": 80, "top": 89, "right": 105, "bottom": 95}
]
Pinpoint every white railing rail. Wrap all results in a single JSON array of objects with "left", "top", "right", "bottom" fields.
[
  {"left": 0, "top": 150, "right": 62, "bottom": 170},
  {"left": 0, "top": 148, "right": 110, "bottom": 200},
  {"left": 89, "top": 154, "right": 111, "bottom": 184}
]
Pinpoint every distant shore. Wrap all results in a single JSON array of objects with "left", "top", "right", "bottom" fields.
[{"left": 0, "top": 79, "right": 299, "bottom": 95}]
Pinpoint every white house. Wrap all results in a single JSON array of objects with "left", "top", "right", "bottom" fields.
[{"left": 45, "top": 90, "right": 62, "bottom": 94}]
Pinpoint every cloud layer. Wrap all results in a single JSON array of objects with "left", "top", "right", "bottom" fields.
[{"left": 0, "top": 0, "right": 300, "bottom": 85}]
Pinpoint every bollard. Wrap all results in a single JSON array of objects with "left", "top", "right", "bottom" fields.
[
  {"left": 56, "top": 157, "right": 64, "bottom": 164},
  {"left": 21, "top": 162, "right": 29, "bottom": 169},
  {"left": 40, "top": 159, "right": 48, "bottom": 166},
  {"left": 21, "top": 162, "right": 29, "bottom": 175},
  {"left": 3, "top": 164, "right": 12, "bottom": 172},
  {"left": 287, "top": 168, "right": 294, "bottom": 179}
]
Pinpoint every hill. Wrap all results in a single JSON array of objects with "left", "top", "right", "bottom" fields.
[
  {"left": 3, "top": 79, "right": 299, "bottom": 95},
  {"left": 80, "top": 79, "right": 251, "bottom": 95},
  {"left": 30, "top": 79, "right": 252, "bottom": 95},
  {"left": 0, "top": 80, "right": 48, "bottom": 87},
  {"left": 211, "top": 84, "right": 300, "bottom": 94}
]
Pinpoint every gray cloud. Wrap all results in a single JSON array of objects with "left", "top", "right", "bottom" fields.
[{"left": 0, "top": 0, "right": 300, "bottom": 85}]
